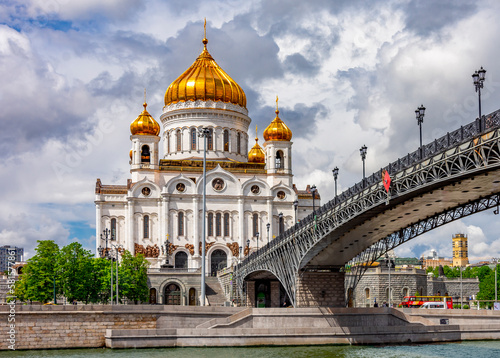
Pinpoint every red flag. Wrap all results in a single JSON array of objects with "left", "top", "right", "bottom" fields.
[{"left": 383, "top": 170, "right": 391, "bottom": 192}]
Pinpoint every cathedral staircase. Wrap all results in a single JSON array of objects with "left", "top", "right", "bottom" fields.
[{"left": 205, "top": 276, "right": 227, "bottom": 306}]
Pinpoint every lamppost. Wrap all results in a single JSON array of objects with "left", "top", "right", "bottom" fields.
[
  {"left": 311, "top": 185, "right": 317, "bottom": 213},
  {"left": 360, "top": 145, "right": 367, "bottom": 186},
  {"left": 385, "top": 253, "right": 392, "bottom": 307},
  {"left": 332, "top": 167, "right": 339, "bottom": 201},
  {"left": 97, "top": 228, "right": 113, "bottom": 304},
  {"left": 278, "top": 212, "right": 283, "bottom": 235},
  {"left": 199, "top": 127, "right": 211, "bottom": 306},
  {"left": 111, "top": 244, "right": 123, "bottom": 305},
  {"left": 472, "top": 67, "right": 486, "bottom": 131},
  {"left": 293, "top": 200, "right": 298, "bottom": 224},
  {"left": 246, "top": 239, "right": 250, "bottom": 255},
  {"left": 266, "top": 223, "right": 270, "bottom": 245},
  {"left": 415, "top": 105, "right": 425, "bottom": 158},
  {"left": 256, "top": 232, "right": 259, "bottom": 251},
  {"left": 460, "top": 265, "right": 463, "bottom": 310}
]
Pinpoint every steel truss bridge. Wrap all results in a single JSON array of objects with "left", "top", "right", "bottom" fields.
[{"left": 234, "top": 110, "right": 500, "bottom": 307}]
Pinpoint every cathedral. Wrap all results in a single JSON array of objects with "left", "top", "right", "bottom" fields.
[{"left": 95, "top": 27, "right": 319, "bottom": 304}]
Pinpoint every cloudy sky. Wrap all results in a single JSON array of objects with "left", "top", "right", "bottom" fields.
[{"left": 1, "top": 0, "right": 500, "bottom": 263}]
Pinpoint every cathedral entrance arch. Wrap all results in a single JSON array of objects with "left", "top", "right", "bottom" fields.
[
  {"left": 165, "top": 283, "right": 181, "bottom": 305},
  {"left": 210, "top": 249, "right": 227, "bottom": 276}
]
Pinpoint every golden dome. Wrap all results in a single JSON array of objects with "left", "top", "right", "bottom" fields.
[
  {"left": 248, "top": 126, "right": 265, "bottom": 163},
  {"left": 164, "top": 26, "right": 246, "bottom": 108},
  {"left": 129, "top": 149, "right": 133, "bottom": 160},
  {"left": 130, "top": 102, "right": 160, "bottom": 136},
  {"left": 263, "top": 96, "right": 292, "bottom": 141}
]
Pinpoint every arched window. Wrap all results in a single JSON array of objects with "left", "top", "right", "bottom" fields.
[
  {"left": 216, "top": 213, "right": 222, "bottom": 236},
  {"left": 224, "top": 213, "right": 230, "bottom": 237},
  {"left": 365, "top": 288, "right": 370, "bottom": 299},
  {"left": 111, "top": 218, "right": 117, "bottom": 240},
  {"left": 167, "top": 132, "right": 170, "bottom": 153},
  {"left": 207, "top": 129, "right": 213, "bottom": 150},
  {"left": 141, "top": 145, "right": 150, "bottom": 163},
  {"left": 143, "top": 215, "right": 149, "bottom": 238},
  {"left": 191, "top": 128, "right": 197, "bottom": 150},
  {"left": 275, "top": 150, "right": 283, "bottom": 169},
  {"left": 237, "top": 132, "right": 241, "bottom": 154},
  {"left": 252, "top": 213, "right": 258, "bottom": 237},
  {"left": 208, "top": 213, "right": 213, "bottom": 236},
  {"left": 178, "top": 212, "right": 184, "bottom": 236},
  {"left": 403, "top": 287, "right": 409, "bottom": 298},
  {"left": 279, "top": 214, "right": 284, "bottom": 235},
  {"left": 223, "top": 130, "right": 229, "bottom": 151},
  {"left": 175, "top": 251, "right": 188, "bottom": 268},
  {"left": 176, "top": 130, "right": 181, "bottom": 151}
]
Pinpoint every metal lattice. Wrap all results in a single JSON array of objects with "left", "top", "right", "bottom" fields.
[{"left": 235, "top": 111, "right": 500, "bottom": 307}]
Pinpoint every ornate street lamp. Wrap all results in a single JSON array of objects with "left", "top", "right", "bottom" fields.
[
  {"left": 111, "top": 244, "right": 123, "bottom": 305},
  {"left": 246, "top": 239, "right": 250, "bottom": 255},
  {"left": 332, "top": 167, "right": 339, "bottom": 200},
  {"left": 415, "top": 105, "right": 425, "bottom": 158},
  {"left": 198, "top": 127, "right": 211, "bottom": 306},
  {"left": 266, "top": 223, "right": 270, "bottom": 245},
  {"left": 293, "top": 200, "right": 298, "bottom": 223},
  {"left": 256, "top": 232, "right": 259, "bottom": 251},
  {"left": 472, "top": 67, "right": 486, "bottom": 131},
  {"left": 359, "top": 145, "right": 367, "bottom": 185},
  {"left": 311, "top": 185, "right": 317, "bottom": 214},
  {"left": 385, "top": 253, "right": 392, "bottom": 307}
]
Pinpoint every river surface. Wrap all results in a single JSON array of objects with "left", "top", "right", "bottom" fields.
[{"left": 2, "top": 341, "right": 500, "bottom": 358}]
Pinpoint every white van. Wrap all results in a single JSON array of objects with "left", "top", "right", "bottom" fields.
[{"left": 420, "top": 302, "right": 446, "bottom": 309}]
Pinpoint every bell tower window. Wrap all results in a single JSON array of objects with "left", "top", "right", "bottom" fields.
[
  {"left": 178, "top": 212, "right": 184, "bottom": 236},
  {"left": 252, "top": 213, "right": 258, "bottom": 237},
  {"left": 141, "top": 145, "right": 150, "bottom": 163},
  {"left": 276, "top": 150, "right": 283, "bottom": 169},
  {"left": 143, "top": 215, "right": 149, "bottom": 238},
  {"left": 237, "top": 133, "right": 241, "bottom": 154},
  {"left": 111, "top": 218, "right": 117, "bottom": 240},
  {"left": 208, "top": 213, "right": 214, "bottom": 236},
  {"left": 207, "top": 129, "right": 213, "bottom": 150}
]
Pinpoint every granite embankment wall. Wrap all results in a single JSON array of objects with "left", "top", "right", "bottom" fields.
[{"left": 0, "top": 304, "right": 159, "bottom": 350}]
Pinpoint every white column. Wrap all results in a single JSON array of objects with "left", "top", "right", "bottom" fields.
[
  {"left": 127, "top": 199, "right": 134, "bottom": 254},
  {"left": 193, "top": 197, "right": 199, "bottom": 258},
  {"left": 134, "top": 141, "right": 141, "bottom": 165},
  {"left": 157, "top": 199, "right": 162, "bottom": 244},
  {"left": 95, "top": 203, "right": 102, "bottom": 257},
  {"left": 238, "top": 198, "right": 244, "bottom": 258}
]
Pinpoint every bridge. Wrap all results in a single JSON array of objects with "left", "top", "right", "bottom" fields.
[{"left": 234, "top": 110, "right": 500, "bottom": 308}]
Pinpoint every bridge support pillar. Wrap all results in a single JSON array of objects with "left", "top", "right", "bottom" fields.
[{"left": 296, "top": 271, "right": 345, "bottom": 307}]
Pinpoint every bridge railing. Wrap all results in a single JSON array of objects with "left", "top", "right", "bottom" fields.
[{"left": 237, "top": 110, "right": 500, "bottom": 270}]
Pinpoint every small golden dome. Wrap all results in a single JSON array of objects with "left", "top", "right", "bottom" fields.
[
  {"left": 129, "top": 149, "right": 133, "bottom": 160},
  {"left": 164, "top": 24, "right": 246, "bottom": 108},
  {"left": 130, "top": 102, "right": 160, "bottom": 136},
  {"left": 263, "top": 96, "right": 292, "bottom": 141},
  {"left": 248, "top": 126, "right": 265, "bottom": 163}
]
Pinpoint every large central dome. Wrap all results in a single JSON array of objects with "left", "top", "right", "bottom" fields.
[{"left": 164, "top": 37, "right": 247, "bottom": 108}]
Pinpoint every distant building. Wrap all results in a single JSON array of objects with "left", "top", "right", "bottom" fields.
[
  {"left": 421, "top": 249, "right": 452, "bottom": 269},
  {"left": 0, "top": 246, "right": 24, "bottom": 274},
  {"left": 452, "top": 233, "right": 469, "bottom": 267}
]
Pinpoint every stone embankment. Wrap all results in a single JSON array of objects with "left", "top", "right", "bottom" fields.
[{"left": 1, "top": 304, "right": 500, "bottom": 350}]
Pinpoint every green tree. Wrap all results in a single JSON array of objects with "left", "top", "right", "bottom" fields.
[
  {"left": 120, "top": 251, "right": 150, "bottom": 304},
  {"left": 23, "top": 240, "right": 60, "bottom": 303},
  {"left": 86, "top": 257, "right": 113, "bottom": 304},
  {"left": 56, "top": 242, "right": 95, "bottom": 303}
]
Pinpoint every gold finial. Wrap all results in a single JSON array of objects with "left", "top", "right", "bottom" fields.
[
  {"left": 203, "top": 18, "right": 208, "bottom": 48},
  {"left": 255, "top": 125, "right": 258, "bottom": 141},
  {"left": 275, "top": 95, "right": 279, "bottom": 115},
  {"left": 143, "top": 88, "right": 147, "bottom": 109}
]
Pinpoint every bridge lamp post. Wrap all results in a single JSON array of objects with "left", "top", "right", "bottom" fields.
[
  {"left": 198, "top": 127, "right": 211, "bottom": 306},
  {"left": 246, "top": 239, "right": 250, "bottom": 255},
  {"left": 472, "top": 67, "right": 486, "bottom": 131},
  {"left": 266, "top": 223, "right": 270, "bottom": 245},
  {"left": 332, "top": 167, "right": 339, "bottom": 201},
  {"left": 359, "top": 145, "right": 367, "bottom": 186},
  {"left": 415, "top": 105, "right": 425, "bottom": 158},
  {"left": 111, "top": 244, "right": 123, "bottom": 305},
  {"left": 98, "top": 228, "right": 113, "bottom": 304},
  {"left": 256, "top": 232, "right": 259, "bottom": 251},
  {"left": 311, "top": 185, "right": 317, "bottom": 213},
  {"left": 385, "top": 253, "right": 392, "bottom": 307},
  {"left": 293, "top": 200, "right": 298, "bottom": 224}
]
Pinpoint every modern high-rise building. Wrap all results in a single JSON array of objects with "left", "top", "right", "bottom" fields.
[
  {"left": 452, "top": 233, "right": 469, "bottom": 267},
  {"left": 0, "top": 246, "right": 24, "bottom": 274}
]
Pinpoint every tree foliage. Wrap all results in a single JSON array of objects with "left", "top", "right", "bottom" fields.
[{"left": 15, "top": 241, "right": 150, "bottom": 305}]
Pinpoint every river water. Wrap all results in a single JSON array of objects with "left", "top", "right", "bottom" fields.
[{"left": 3, "top": 341, "right": 500, "bottom": 358}]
